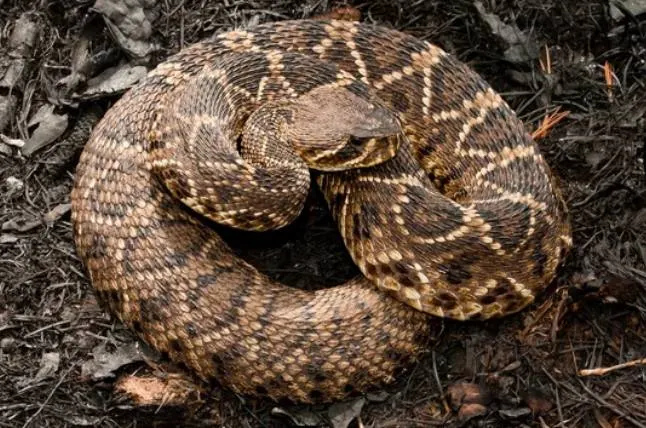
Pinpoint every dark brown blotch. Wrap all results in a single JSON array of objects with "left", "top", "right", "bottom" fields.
[
  {"left": 434, "top": 291, "right": 458, "bottom": 310},
  {"left": 399, "top": 275, "right": 415, "bottom": 288},
  {"left": 149, "top": 135, "right": 166, "bottom": 151},
  {"left": 503, "top": 297, "right": 525, "bottom": 313},
  {"left": 123, "top": 259, "right": 136, "bottom": 274},
  {"left": 366, "top": 263, "right": 378, "bottom": 277},
  {"left": 210, "top": 353, "right": 227, "bottom": 378},
  {"left": 132, "top": 320, "right": 144, "bottom": 334},
  {"left": 417, "top": 141, "right": 435, "bottom": 160},
  {"left": 167, "top": 251, "right": 188, "bottom": 267},
  {"left": 184, "top": 291, "right": 200, "bottom": 310},
  {"left": 391, "top": 91, "right": 410, "bottom": 113},
  {"left": 331, "top": 192, "right": 346, "bottom": 213},
  {"left": 359, "top": 203, "right": 379, "bottom": 222},
  {"left": 167, "top": 172, "right": 194, "bottom": 200},
  {"left": 139, "top": 296, "right": 166, "bottom": 323},
  {"left": 89, "top": 235, "right": 108, "bottom": 259},
  {"left": 348, "top": 368, "right": 375, "bottom": 390},
  {"left": 479, "top": 295, "right": 497, "bottom": 305},
  {"left": 442, "top": 262, "right": 473, "bottom": 285},
  {"left": 99, "top": 289, "right": 122, "bottom": 310},
  {"left": 197, "top": 274, "right": 218, "bottom": 287},
  {"left": 229, "top": 291, "right": 247, "bottom": 309},
  {"left": 378, "top": 264, "right": 394, "bottom": 276},
  {"left": 352, "top": 213, "right": 371, "bottom": 240},
  {"left": 394, "top": 261, "right": 410, "bottom": 275},
  {"left": 307, "top": 365, "right": 328, "bottom": 383},
  {"left": 105, "top": 202, "right": 126, "bottom": 218},
  {"left": 386, "top": 349, "right": 404, "bottom": 362},
  {"left": 532, "top": 245, "right": 548, "bottom": 277},
  {"left": 169, "top": 339, "right": 182, "bottom": 353},
  {"left": 308, "top": 389, "right": 324, "bottom": 401},
  {"left": 491, "top": 285, "right": 509, "bottom": 296}
]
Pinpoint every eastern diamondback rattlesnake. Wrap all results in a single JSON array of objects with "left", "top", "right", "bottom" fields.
[{"left": 71, "top": 19, "right": 572, "bottom": 402}]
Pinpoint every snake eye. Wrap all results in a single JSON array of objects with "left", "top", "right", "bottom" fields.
[{"left": 349, "top": 136, "right": 366, "bottom": 146}]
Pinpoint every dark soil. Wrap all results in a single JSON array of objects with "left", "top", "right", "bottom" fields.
[{"left": 1, "top": 1, "right": 645, "bottom": 427}]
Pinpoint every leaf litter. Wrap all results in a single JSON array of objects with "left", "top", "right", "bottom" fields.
[{"left": 0, "top": 1, "right": 645, "bottom": 427}]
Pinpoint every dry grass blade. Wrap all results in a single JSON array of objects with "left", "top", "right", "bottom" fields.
[{"left": 531, "top": 107, "right": 570, "bottom": 140}]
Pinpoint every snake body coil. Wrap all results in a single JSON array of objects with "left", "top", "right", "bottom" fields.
[{"left": 71, "top": 20, "right": 571, "bottom": 402}]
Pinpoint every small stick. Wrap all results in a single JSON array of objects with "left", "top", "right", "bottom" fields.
[
  {"left": 579, "top": 357, "right": 646, "bottom": 376},
  {"left": 603, "top": 61, "right": 615, "bottom": 102},
  {"left": 539, "top": 45, "right": 552, "bottom": 75}
]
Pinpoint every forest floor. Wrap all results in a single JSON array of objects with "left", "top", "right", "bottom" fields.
[{"left": 1, "top": 1, "right": 645, "bottom": 427}]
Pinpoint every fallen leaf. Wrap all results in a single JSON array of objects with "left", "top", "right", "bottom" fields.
[
  {"left": 271, "top": 406, "right": 324, "bottom": 426},
  {"left": 81, "top": 342, "right": 144, "bottom": 381},
  {"left": 328, "top": 397, "right": 365, "bottom": 428},
  {"left": 522, "top": 388, "right": 553, "bottom": 414},
  {"left": 16, "top": 352, "right": 60, "bottom": 387},
  {"left": 115, "top": 374, "right": 203, "bottom": 407},
  {"left": 7, "top": 13, "right": 40, "bottom": 55},
  {"left": 22, "top": 104, "right": 69, "bottom": 156},
  {"left": 66, "top": 416, "right": 104, "bottom": 427},
  {"left": 499, "top": 407, "right": 531, "bottom": 419},
  {"left": 447, "top": 382, "right": 492, "bottom": 421},
  {"left": 93, "top": 0, "right": 159, "bottom": 58},
  {"left": 0, "top": 13, "right": 41, "bottom": 89},
  {"left": 610, "top": 0, "right": 646, "bottom": 21},
  {"left": 0, "top": 143, "right": 11, "bottom": 156},
  {"left": 457, "top": 403, "right": 488, "bottom": 421},
  {"left": 0, "top": 94, "right": 17, "bottom": 132},
  {"left": 0, "top": 234, "right": 19, "bottom": 244},
  {"left": 366, "top": 390, "right": 390, "bottom": 402},
  {"left": 78, "top": 63, "right": 148, "bottom": 100},
  {"left": 5, "top": 176, "right": 24, "bottom": 197},
  {"left": 0, "top": 337, "right": 17, "bottom": 350},
  {"left": 447, "top": 382, "right": 491, "bottom": 407},
  {"left": 0, "top": 134, "right": 25, "bottom": 148},
  {"left": 474, "top": 1, "right": 539, "bottom": 63},
  {"left": 43, "top": 203, "right": 72, "bottom": 225},
  {"left": 2, "top": 217, "right": 41, "bottom": 232},
  {"left": 35, "top": 352, "right": 61, "bottom": 380}
]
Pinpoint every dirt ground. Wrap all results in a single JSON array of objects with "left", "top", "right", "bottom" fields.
[{"left": 1, "top": 0, "right": 645, "bottom": 427}]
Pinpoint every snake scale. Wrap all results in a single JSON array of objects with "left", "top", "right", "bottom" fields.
[{"left": 71, "top": 19, "right": 572, "bottom": 402}]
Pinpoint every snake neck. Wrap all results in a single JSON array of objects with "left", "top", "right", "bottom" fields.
[{"left": 240, "top": 101, "right": 307, "bottom": 173}]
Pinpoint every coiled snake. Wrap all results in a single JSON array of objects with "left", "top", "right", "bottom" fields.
[{"left": 71, "top": 20, "right": 572, "bottom": 403}]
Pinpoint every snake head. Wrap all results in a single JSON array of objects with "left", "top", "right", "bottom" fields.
[{"left": 287, "top": 85, "right": 403, "bottom": 171}]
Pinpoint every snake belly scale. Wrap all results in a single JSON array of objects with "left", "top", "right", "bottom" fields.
[{"left": 71, "top": 19, "right": 572, "bottom": 402}]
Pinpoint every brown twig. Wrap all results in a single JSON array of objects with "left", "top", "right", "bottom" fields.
[
  {"left": 604, "top": 61, "right": 615, "bottom": 102},
  {"left": 539, "top": 45, "right": 552, "bottom": 75},
  {"left": 577, "top": 379, "right": 646, "bottom": 428},
  {"left": 579, "top": 357, "right": 646, "bottom": 377}
]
